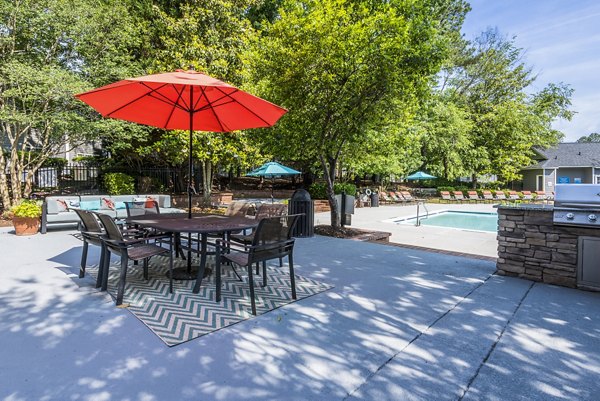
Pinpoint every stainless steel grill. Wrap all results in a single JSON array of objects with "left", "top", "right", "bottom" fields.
[{"left": 553, "top": 184, "right": 600, "bottom": 227}]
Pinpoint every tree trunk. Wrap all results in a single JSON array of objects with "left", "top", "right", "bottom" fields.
[
  {"left": 9, "top": 149, "right": 22, "bottom": 204},
  {"left": 23, "top": 169, "right": 37, "bottom": 199},
  {"left": 0, "top": 151, "right": 11, "bottom": 210},
  {"left": 321, "top": 155, "right": 340, "bottom": 227},
  {"left": 201, "top": 161, "right": 212, "bottom": 205},
  {"left": 443, "top": 157, "right": 449, "bottom": 179},
  {"left": 471, "top": 173, "right": 478, "bottom": 189}
]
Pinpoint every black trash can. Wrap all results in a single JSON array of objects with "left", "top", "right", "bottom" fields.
[
  {"left": 370, "top": 191, "right": 379, "bottom": 207},
  {"left": 288, "top": 189, "right": 314, "bottom": 237}
]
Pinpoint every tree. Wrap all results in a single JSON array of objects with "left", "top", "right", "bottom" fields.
[
  {"left": 0, "top": 0, "right": 142, "bottom": 208},
  {"left": 137, "top": 0, "right": 262, "bottom": 202},
  {"left": 246, "top": 0, "right": 466, "bottom": 226},
  {"left": 417, "top": 99, "right": 474, "bottom": 180},
  {"left": 136, "top": 130, "right": 266, "bottom": 201},
  {"left": 577, "top": 133, "right": 600, "bottom": 143},
  {"left": 432, "top": 29, "right": 573, "bottom": 185}
]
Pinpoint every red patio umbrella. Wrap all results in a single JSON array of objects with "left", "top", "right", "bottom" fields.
[{"left": 76, "top": 69, "right": 287, "bottom": 217}]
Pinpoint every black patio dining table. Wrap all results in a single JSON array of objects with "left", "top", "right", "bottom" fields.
[{"left": 126, "top": 213, "right": 259, "bottom": 293}]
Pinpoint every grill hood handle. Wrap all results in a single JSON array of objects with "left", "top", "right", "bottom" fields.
[{"left": 558, "top": 203, "right": 600, "bottom": 208}]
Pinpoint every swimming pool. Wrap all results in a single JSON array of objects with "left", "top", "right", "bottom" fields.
[{"left": 395, "top": 211, "right": 498, "bottom": 232}]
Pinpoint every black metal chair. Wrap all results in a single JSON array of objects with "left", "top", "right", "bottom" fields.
[
  {"left": 96, "top": 213, "right": 174, "bottom": 306},
  {"left": 214, "top": 214, "right": 300, "bottom": 315},
  {"left": 73, "top": 209, "right": 106, "bottom": 288},
  {"left": 125, "top": 200, "right": 185, "bottom": 259},
  {"left": 230, "top": 203, "right": 289, "bottom": 271},
  {"left": 224, "top": 201, "right": 253, "bottom": 217}
]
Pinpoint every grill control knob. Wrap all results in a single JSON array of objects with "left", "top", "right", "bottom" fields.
[
  {"left": 589, "top": 214, "right": 598, "bottom": 222},
  {"left": 566, "top": 213, "right": 575, "bottom": 220}
]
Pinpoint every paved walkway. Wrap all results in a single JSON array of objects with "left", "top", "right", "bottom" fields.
[
  {"left": 315, "top": 203, "right": 498, "bottom": 258},
  {"left": 0, "top": 227, "right": 599, "bottom": 401}
]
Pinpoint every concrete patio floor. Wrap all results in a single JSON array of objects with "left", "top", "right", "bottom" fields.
[{"left": 1, "top": 226, "right": 599, "bottom": 401}]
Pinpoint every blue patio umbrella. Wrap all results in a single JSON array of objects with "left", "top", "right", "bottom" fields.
[
  {"left": 406, "top": 171, "right": 437, "bottom": 180},
  {"left": 247, "top": 162, "right": 301, "bottom": 202}
]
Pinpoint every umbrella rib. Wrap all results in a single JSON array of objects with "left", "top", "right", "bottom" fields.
[
  {"left": 138, "top": 82, "right": 191, "bottom": 112},
  {"left": 191, "top": 88, "right": 237, "bottom": 113},
  {"left": 194, "top": 97, "right": 237, "bottom": 112},
  {"left": 213, "top": 86, "right": 272, "bottom": 126},
  {"left": 105, "top": 82, "right": 169, "bottom": 117},
  {"left": 105, "top": 82, "right": 186, "bottom": 118},
  {"left": 76, "top": 80, "right": 132, "bottom": 95},
  {"left": 198, "top": 86, "right": 227, "bottom": 132},
  {"left": 163, "top": 84, "right": 188, "bottom": 128}
]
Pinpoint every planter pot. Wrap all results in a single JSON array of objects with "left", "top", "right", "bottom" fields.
[{"left": 12, "top": 217, "right": 40, "bottom": 236}]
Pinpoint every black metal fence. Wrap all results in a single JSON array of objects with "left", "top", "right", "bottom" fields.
[{"left": 32, "top": 164, "right": 191, "bottom": 194}]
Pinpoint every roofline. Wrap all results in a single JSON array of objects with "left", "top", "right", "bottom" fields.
[{"left": 522, "top": 165, "right": 600, "bottom": 170}]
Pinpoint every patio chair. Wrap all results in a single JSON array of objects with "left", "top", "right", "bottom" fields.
[
  {"left": 521, "top": 191, "right": 534, "bottom": 202},
  {"left": 73, "top": 209, "right": 106, "bottom": 286},
  {"left": 207, "top": 201, "right": 256, "bottom": 241},
  {"left": 96, "top": 213, "right": 173, "bottom": 306},
  {"left": 230, "top": 203, "right": 288, "bottom": 269},
  {"left": 379, "top": 191, "right": 394, "bottom": 204},
  {"left": 467, "top": 191, "right": 482, "bottom": 203},
  {"left": 251, "top": 203, "right": 288, "bottom": 219},
  {"left": 400, "top": 191, "right": 416, "bottom": 203},
  {"left": 388, "top": 191, "right": 406, "bottom": 204},
  {"left": 452, "top": 191, "right": 465, "bottom": 203},
  {"left": 482, "top": 191, "right": 494, "bottom": 203},
  {"left": 440, "top": 191, "right": 453, "bottom": 203},
  {"left": 356, "top": 192, "right": 370, "bottom": 207},
  {"left": 224, "top": 201, "right": 253, "bottom": 217},
  {"left": 494, "top": 191, "right": 507, "bottom": 201},
  {"left": 508, "top": 191, "right": 520, "bottom": 201},
  {"left": 125, "top": 200, "right": 185, "bottom": 259},
  {"left": 214, "top": 214, "right": 300, "bottom": 315},
  {"left": 535, "top": 191, "right": 548, "bottom": 202}
]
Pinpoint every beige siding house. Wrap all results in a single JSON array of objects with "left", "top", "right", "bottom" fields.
[{"left": 521, "top": 143, "right": 600, "bottom": 191}]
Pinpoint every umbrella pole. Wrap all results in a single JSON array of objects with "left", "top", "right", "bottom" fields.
[
  {"left": 188, "top": 91, "right": 194, "bottom": 219},
  {"left": 271, "top": 177, "right": 275, "bottom": 204},
  {"left": 188, "top": 125, "right": 193, "bottom": 219}
]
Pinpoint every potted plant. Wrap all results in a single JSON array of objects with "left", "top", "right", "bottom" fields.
[{"left": 5, "top": 200, "right": 42, "bottom": 236}]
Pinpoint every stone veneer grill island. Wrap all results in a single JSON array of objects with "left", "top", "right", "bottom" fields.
[{"left": 496, "top": 204, "right": 600, "bottom": 289}]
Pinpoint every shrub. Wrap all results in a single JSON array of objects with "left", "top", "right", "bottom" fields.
[
  {"left": 104, "top": 172, "right": 135, "bottom": 195},
  {"left": 491, "top": 189, "right": 510, "bottom": 199},
  {"left": 480, "top": 181, "right": 504, "bottom": 190},
  {"left": 437, "top": 186, "right": 455, "bottom": 195},
  {"left": 8, "top": 200, "right": 42, "bottom": 218},
  {"left": 41, "top": 157, "right": 68, "bottom": 169},
  {"left": 308, "top": 183, "right": 327, "bottom": 199},
  {"left": 335, "top": 182, "right": 357, "bottom": 196},
  {"left": 308, "top": 182, "right": 358, "bottom": 199},
  {"left": 73, "top": 155, "right": 103, "bottom": 166}
]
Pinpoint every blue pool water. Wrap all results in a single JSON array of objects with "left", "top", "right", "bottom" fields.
[{"left": 398, "top": 211, "right": 498, "bottom": 232}]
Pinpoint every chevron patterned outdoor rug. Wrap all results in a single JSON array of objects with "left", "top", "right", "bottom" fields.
[{"left": 86, "top": 255, "right": 332, "bottom": 346}]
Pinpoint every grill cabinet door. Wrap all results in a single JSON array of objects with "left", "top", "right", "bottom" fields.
[{"left": 578, "top": 237, "right": 600, "bottom": 290}]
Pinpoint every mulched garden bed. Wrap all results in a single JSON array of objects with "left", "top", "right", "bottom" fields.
[
  {"left": 314, "top": 225, "right": 366, "bottom": 238},
  {"left": 314, "top": 225, "right": 391, "bottom": 242}
]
